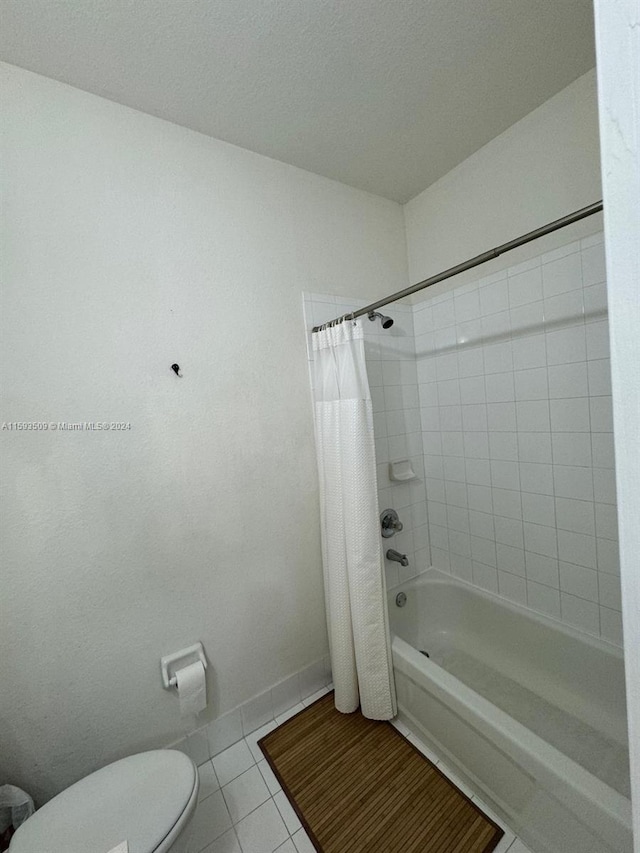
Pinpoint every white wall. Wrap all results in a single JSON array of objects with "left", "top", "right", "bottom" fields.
[
  {"left": 404, "top": 70, "right": 602, "bottom": 287},
  {"left": 0, "top": 62, "right": 409, "bottom": 803},
  {"left": 593, "top": 0, "right": 640, "bottom": 843}
]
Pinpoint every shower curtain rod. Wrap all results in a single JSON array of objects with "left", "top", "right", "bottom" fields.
[{"left": 312, "top": 200, "right": 603, "bottom": 332}]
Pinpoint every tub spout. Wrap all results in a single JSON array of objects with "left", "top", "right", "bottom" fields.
[{"left": 386, "top": 549, "right": 409, "bottom": 567}]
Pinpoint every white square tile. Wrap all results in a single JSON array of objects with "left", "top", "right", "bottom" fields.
[
  {"left": 600, "top": 607, "right": 623, "bottom": 645},
  {"left": 449, "top": 529, "right": 471, "bottom": 557},
  {"left": 258, "top": 759, "right": 282, "bottom": 794},
  {"left": 480, "top": 279, "right": 509, "bottom": 315},
  {"left": 489, "top": 431, "right": 518, "bottom": 461},
  {"left": 527, "top": 581, "right": 561, "bottom": 618},
  {"left": 583, "top": 282, "right": 608, "bottom": 319},
  {"left": 498, "top": 571, "right": 527, "bottom": 605},
  {"left": 485, "top": 371, "right": 515, "bottom": 403},
  {"left": 445, "top": 480, "right": 468, "bottom": 508},
  {"left": 508, "top": 266, "right": 543, "bottom": 307},
  {"left": 491, "top": 460, "right": 520, "bottom": 491},
  {"left": 482, "top": 309, "right": 512, "bottom": 341},
  {"left": 540, "top": 240, "right": 581, "bottom": 265},
  {"left": 462, "top": 403, "right": 488, "bottom": 431},
  {"left": 551, "top": 432, "right": 592, "bottom": 467},
  {"left": 241, "top": 690, "right": 274, "bottom": 736},
  {"left": 450, "top": 553, "right": 473, "bottom": 581},
  {"left": 512, "top": 334, "right": 546, "bottom": 371},
  {"left": 198, "top": 761, "right": 221, "bottom": 802},
  {"left": 549, "top": 398, "right": 590, "bottom": 432},
  {"left": 593, "top": 467, "right": 616, "bottom": 504},
  {"left": 545, "top": 325, "right": 586, "bottom": 365},
  {"left": 274, "top": 841, "right": 297, "bottom": 853},
  {"left": 458, "top": 346, "right": 485, "bottom": 377},
  {"left": 581, "top": 242, "right": 607, "bottom": 286},
  {"left": 213, "top": 740, "right": 256, "bottom": 787},
  {"left": 544, "top": 289, "right": 583, "bottom": 327},
  {"left": 484, "top": 341, "right": 513, "bottom": 374},
  {"left": 514, "top": 367, "right": 547, "bottom": 401},
  {"left": 542, "top": 252, "right": 582, "bottom": 298},
  {"left": 459, "top": 375, "right": 486, "bottom": 404},
  {"left": 595, "top": 503, "right": 618, "bottom": 540},
  {"left": 517, "top": 432, "right": 551, "bottom": 464},
  {"left": 207, "top": 711, "right": 244, "bottom": 759},
  {"left": 496, "top": 544, "right": 525, "bottom": 576},
  {"left": 510, "top": 301, "right": 544, "bottom": 336},
  {"left": 455, "top": 290, "right": 481, "bottom": 323},
  {"left": 441, "top": 431, "right": 464, "bottom": 456},
  {"left": 516, "top": 400, "right": 550, "bottom": 432},
  {"left": 235, "top": 799, "right": 289, "bottom": 853},
  {"left": 586, "top": 319, "right": 610, "bottom": 360},
  {"left": 469, "top": 510, "right": 494, "bottom": 540},
  {"left": 522, "top": 492, "right": 555, "bottom": 527},
  {"left": 557, "top": 530, "right": 596, "bottom": 569},
  {"left": 432, "top": 298, "right": 455, "bottom": 330},
  {"left": 524, "top": 522, "right": 557, "bottom": 559},
  {"left": 440, "top": 405, "right": 462, "bottom": 431},
  {"left": 188, "top": 791, "right": 233, "bottom": 853},
  {"left": 555, "top": 497, "right": 595, "bottom": 535},
  {"left": 598, "top": 572, "right": 622, "bottom": 610},
  {"left": 559, "top": 562, "right": 599, "bottom": 602},
  {"left": 519, "top": 462, "right": 554, "bottom": 496},
  {"left": 488, "top": 402, "right": 517, "bottom": 432},
  {"left": 274, "top": 790, "right": 302, "bottom": 834},
  {"left": 244, "top": 722, "right": 278, "bottom": 764},
  {"left": 436, "top": 353, "right": 459, "bottom": 381},
  {"left": 597, "top": 537, "right": 620, "bottom": 574},
  {"left": 525, "top": 552, "right": 559, "bottom": 588},
  {"left": 494, "top": 517, "right": 524, "bottom": 548},
  {"left": 467, "top": 484, "right": 492, "bottom": 512},
  {"left": 201, "top": 829, "right": 242, "bottom": 853},
  {"left": 471, "top": 535, "right": 497, "bottom": 567},
  {"left": 472, "top": 562, "right": 498, "bottom": 593},
  {"left": 222, "top": 766, "right": 271, "bottom": 823},
  {"left": 437, "top": 378, "right": 461, "bottom": 406},
  {"left": 587, "top": 359, "right": 612, "bottom": 396},
  {"left": 561, "top": 593, "right": 599, "bottom": 635},
  {"left": 553, "top": 465, "right": 594, "bottom": 501},
  {"left": 447, "top": 504, "right": 470, "bottom": 534},
  {"left": 464, "top": 431, "right": 490, "bottom": 458},
  {"left": 590, "top": 396, "right": 613, "bottom": 432},
  {"left": 547, "top": 362, "right": 588, "bottom": 399},
  {"left": 292, "top": 829, "right": 316, "bottom": 853},
  {"left": 492, "top": 488, "right": 522, "bottom": 520}
]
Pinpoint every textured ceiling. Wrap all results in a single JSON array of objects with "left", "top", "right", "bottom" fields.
[{"left": 0, "top": 0, "right": 595, "bottom": 202}]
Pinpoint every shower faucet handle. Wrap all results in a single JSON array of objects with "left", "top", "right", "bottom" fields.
[{"left": 381, "top": 508, "right": 403, "bottom": 538}]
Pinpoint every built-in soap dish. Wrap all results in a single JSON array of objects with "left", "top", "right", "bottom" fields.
[{"left": 388, "top": 459, "right": 417, "bottom": 482}]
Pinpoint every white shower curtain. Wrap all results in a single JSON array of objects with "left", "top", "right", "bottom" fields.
[{"left": 312, "top": 319, "right": 396, "bottom": 720}]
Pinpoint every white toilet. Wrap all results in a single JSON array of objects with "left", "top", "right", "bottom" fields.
[{"left": 9, "top": 750, "right": 199, "bottom": 853}]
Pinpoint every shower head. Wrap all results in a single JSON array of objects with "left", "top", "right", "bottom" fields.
[{"left": 368, "top": 311, "right": 394, "bottom": 329}]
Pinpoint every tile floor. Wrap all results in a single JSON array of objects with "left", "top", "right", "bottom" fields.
[{"left": 186, "top": 686, "right": 533, "bottom": 853}]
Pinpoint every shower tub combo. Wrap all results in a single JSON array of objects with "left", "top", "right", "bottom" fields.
[{"left": 388, "top": 570, "right": 632, "bottom": 853}]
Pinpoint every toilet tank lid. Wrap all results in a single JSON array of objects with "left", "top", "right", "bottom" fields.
[{"left": 10, "top": 750, "right": 197, "bottom": 853}]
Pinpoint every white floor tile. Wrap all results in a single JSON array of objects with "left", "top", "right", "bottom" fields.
[
  {"left": 506, "top": 840, "right": 533, "bottom": 853},
  {"left": 245, "top": 720, "right": 278, "bottom": 762},
  {"left": 201, "top": 829, "right": 242, "bottom": 853},
  {"left": 188, "top": 790, "right": 233, "bottom": 853},
  {"left": 274, "top": 841, "right": 297, "bottom": 853},
  {"left": 291, "top": 828, "right": 316, "bottom": 853},
  {"left": 213, "top": 740, "right": 256, "bottom": 787},
  {"left": 275, "top": 703, "right": 305, "bottom": 726},
  {"left": 198, "top": 760, "right": 220, "bottom": 802},
  {"left": 235, "top": 799, "right": 289, "bottom": 853},
  {"left": 274, "top": 790, "right": 302, "bottom": 834},
  {"left": 258, "top": 759, "right": 282, "bottom": 794},
  {"left": 222, "top": 766, "right": 271, "bottom": 824},
  {"left": 301, "top": 686, "right": 329, "bottom": 707}
]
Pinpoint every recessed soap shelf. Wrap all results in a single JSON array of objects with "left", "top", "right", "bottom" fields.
[{"left": 389, "top": 459, "right": 417, "bottom": 481}]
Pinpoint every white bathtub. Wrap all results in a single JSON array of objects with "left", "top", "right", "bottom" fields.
[{"left": 388, "top": 569, "right": 632, "bottom": 853}]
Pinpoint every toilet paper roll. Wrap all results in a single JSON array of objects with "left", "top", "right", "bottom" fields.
[{"left": 175, "top": 660, "right": 207, "bottom": 716}]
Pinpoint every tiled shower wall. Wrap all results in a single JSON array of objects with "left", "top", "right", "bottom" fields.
[
  {"left": 303, "top": 230, "right": 621, "bottom": 647},
  {"left": 303, "top": 295, "right": 430, "bottom": 588},
  {"left": 414, "top": 231, "right": 621, "bottom": 646}
]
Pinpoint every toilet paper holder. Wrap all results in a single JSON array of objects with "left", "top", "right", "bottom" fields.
[{"left": 160, "top": 643, "right": 208, "bottom": 690}]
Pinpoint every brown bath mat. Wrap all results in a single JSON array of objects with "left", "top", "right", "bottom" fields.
[{"left": 259, "top": 693, "right": 503, "bottom": 853}]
